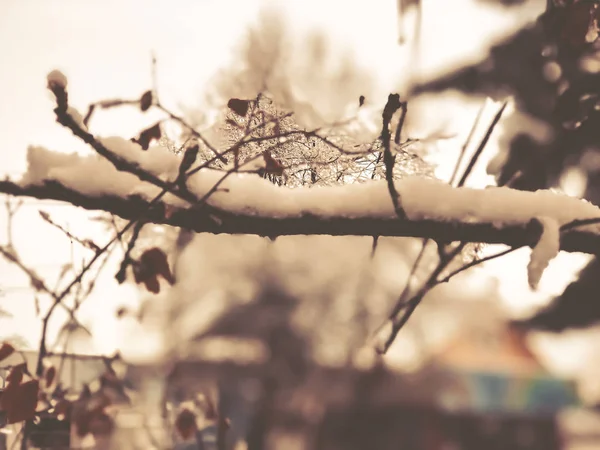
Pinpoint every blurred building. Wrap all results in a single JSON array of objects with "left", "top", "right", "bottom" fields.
[
  {"left": 126, "top": 309, "right": 579, "bottom": 450},
  {"left": 400, "top": 320, "right": 578, "bottom": 450},
  {"left": 0, "top": 316, "right": 584, "bottom": 449}
]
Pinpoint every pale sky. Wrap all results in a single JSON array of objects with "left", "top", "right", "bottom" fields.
[{"left": 2, "top": 0, "right": 596, "bottom": 392}]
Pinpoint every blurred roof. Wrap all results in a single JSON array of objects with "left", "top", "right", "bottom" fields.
[{"left": 431, "top": 320, "right": 544, "bottom": 376}]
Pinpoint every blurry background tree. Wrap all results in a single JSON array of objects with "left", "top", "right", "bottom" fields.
[
  {"left": 3, "top": 0, "right": 600, "bottom": 448},
  {"left": 413, "top": 0, "right": 600, "bottom": 333}
]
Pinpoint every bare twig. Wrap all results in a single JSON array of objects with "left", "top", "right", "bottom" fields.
[
  {"left": 375, "top": 101, "right": 511, "bottom": 352},
  {"left": 457, "top": 101, "right": 508, "bottom": 188},
  {"left": 381, "top": 94, "right": 406, "bottom": 218},
  {"left": 38, "top": 210, "right": 100, "bottom": 253},
  {"left": 48, "top": 83, "right": 199, "bottom": 206},
  {"left": 449, "top": 101, "right": 486, "bottom": 187},
  {"left": 393, "top": 101, "right": 408, "bottom": 145},
  {"left": 438, "top": 245, "right": 521, "bottom": 284},
  {"left": 115, "top": 220, "right": 146, "bottom": 283},
  {"left": 155, "top": 103, "right": 228, "bottom": 163}
]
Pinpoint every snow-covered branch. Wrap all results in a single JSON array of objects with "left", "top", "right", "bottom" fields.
[{"left": 3, "top": 143, "right": 600, "bottom": 255}]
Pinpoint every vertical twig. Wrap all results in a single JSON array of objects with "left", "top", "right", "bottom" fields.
[
  {"left": 393, "top": 102, "right": 408, "bottom": 145},
  {"left": 449, "top": 101, "right": 486, "bottom": 187},
  {"left": 115, "top": 221, "right": 146, "bottom": 283},
  {"left": 150, "top": 52, "right": 158, "bottom": 98},
  {"left": 381, "top": 94, "right": 405, "bottom": 218},
  {"left": 375, "top": 100, "right": 509, "bottom": 353},
  {"left": 457, "top": 101, "right": 508, "bottom": 188}
]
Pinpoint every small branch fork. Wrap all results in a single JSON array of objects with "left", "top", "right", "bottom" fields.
[{"left": 375, "top": 99, "right": 511, "bottom": 354}]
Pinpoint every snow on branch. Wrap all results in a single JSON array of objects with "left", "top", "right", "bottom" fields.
[
  {"left": 3, "top": 143, "right": 600, "bottom": 259},
  {"left": 1, "top": 70, "right": 598, "bottom": 298}
]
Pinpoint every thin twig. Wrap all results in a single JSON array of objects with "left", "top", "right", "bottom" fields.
[
  {"left": 49, "top": 83, "right": 199, "bottom": 206},
  {"left": 0, "top": 246, "right": 89, "bottom": 332},
  {"left": 375, "top": 101, "right": 509, "bottom": 353},
  {"left": 38, "top": 210, "right": 100, "bottom": 252},
  {"left": 457, "top": 101, "right": 508, "bottom": 188},
  {"left": 393, "top": 102, "right": 408, "bottom": 145},
  {"left": 561, "top": 216, "right": 600, "bottom": 232},
  {"left": 115, "top": 220, "right": 146, "bottom": 283},
  {"left": 377, "top": 244, "right": 465, "bottom": 354},
  {"left": 155, "top": 103, "right": 228, "bottom": 163},
  {"left": 449, "top": 101, "right": 486, "bottom": 187},
  {"left": 381, "top": 94, "right": 405, "bottom": 217},
  {"left": 438, "top": 245, "right": 521, "bottom": 284}
]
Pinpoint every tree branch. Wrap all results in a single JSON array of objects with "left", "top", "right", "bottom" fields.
[{"left": 2, "top": 177, "right": 600, "bottom": 254}]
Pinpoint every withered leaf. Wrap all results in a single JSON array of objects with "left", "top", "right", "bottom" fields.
[
  {"left": 0, "top": 342, "right": 15, "bottom": 362},
  {"left": 0, "top": 384, "right": 16, "bottom": 411},
  {"left": 5, "top": 379, "right": 39, "bottom": 424},
  {"left": 45, "top": 365, "right": 56, "bottom": 387},
  {"left": 131, "top": 247, "right": 175, "bottom": 294},
  {"left": 227, "top": 98, "right": 250, "bottom": 117},
  {"left": 132, "top": 261, "right": 158, "bottom": 293},
  {"left": 134, "top": 122, "right": 162, "bottom": 150},
  {"left": 178, "top": 144, "right": 199, "bottom": 180},
  {"left": 140, "top": 90, "right": 153, "bottom": 112},
  {"left": 83, "top": 239, "right": 101, "bottom": 253},
  {"left": 140, "top": 247, "right": 175, "bottom": 284},
  {"left": 142, "top": 273, "right": 160, "bottom": 294},
  {"left": 7, "top": 363, "right": 27, "bottom": 385}
]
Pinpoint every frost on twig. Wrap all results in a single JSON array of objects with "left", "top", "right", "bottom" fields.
[{"left": 527, "top": 216, "right": 560, "bottom": 290}]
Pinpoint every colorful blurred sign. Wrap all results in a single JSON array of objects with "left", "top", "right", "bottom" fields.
[{"left": 437, "top": 368, "right": 579, "bottom": 415}]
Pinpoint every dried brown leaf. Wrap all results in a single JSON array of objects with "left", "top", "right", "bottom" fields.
[
  {"left": 0, "top": 342, "right": 15, "bottom": 362},
  {"left": 38, "top": 210, "right": 51, "bottom": 222},
  {"left": 45, "top": 366, "right": 56, "bottom": 387},
  {"left": 134, "top": 122, "right": 162, "bottom": 150},
  {"left": 6, "top": 363, "right": 26, "bottom": 385},
  {"left": 143, "top": 275, "right": 160, "bottom": 294},
  {"left": 5, "top": 379, "right": 39, "bottom": 424},
  {"left": 140, "top": 247, "right": 174, "bottom": 285},
  {"left": 227, "top": 98, "right": 250, "bottom": 117},
  {"left": 0, "top": 384, "right": 16, "bottom": 412},
  {"left": 140, "top": 90, "right": 153, "bottom": 112}
]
